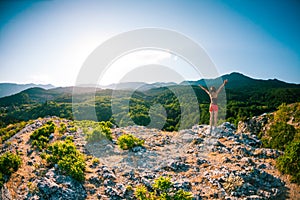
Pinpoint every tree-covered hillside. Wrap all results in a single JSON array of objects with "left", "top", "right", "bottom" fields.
[
  {"left": 0, "top": 83, "right": 54, "bottom": 98},
  {"left": 0, "top": 72, "right": 300, "bottom": 130}
]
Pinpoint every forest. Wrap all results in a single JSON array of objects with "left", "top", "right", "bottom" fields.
[{"left": 0, "top": 73, "right": 300, "bottom": 130}]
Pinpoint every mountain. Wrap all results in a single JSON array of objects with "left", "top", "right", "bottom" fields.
[
  {"left": 0, "top": 83, "right": 54, "bottom": 98},
  {"left": 182, "top": 72, "right": 299, "bottom": 89},
  {"left": 100, "top": 81, "right": 177, "bottom": 91},
  {"left": 0, "top": 87, "right": 62, "bottom": 107},
  {"left": 0, "top": 72, "right": 299, "bottom": 129}
]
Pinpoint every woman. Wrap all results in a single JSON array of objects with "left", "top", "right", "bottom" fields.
[{"left": 199, "top": 79, "right": 228, "bottom": 128}]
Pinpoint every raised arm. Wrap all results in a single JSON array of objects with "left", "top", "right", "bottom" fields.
[
  {"left": 199, "top": 85, "right": 209, "bottom": 95},
  {"left": 216, "top": 79, "right": 228, "bottom": 94}
]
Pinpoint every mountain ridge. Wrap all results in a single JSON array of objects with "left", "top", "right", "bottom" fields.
[
  {"left": 2, "top": 72, "right": 300, "bottom": 98},
  {"left": 0, "top": 83, "right": 55, "bottom": 98},
  {"left": 0, "top": 72, "right": 299, "bottom": 130}
]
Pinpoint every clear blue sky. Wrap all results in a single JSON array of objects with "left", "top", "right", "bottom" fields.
[{"left": 0, "top": 0, "right": 299, "bottom": 86}]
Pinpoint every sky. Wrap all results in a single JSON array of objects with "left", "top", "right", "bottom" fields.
[{"left": 0, "top": 0, "right": 299, "bottom": 86}]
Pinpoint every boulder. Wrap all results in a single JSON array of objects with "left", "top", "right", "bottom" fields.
[{"left": 35, "top": 168, "right": 87, "bottom": 200}]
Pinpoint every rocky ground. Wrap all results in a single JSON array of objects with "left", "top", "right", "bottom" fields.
[{"left": 1, "top": 116, "right": 299, "bottom": 200}]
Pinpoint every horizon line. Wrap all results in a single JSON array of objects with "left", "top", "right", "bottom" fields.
[{"left": 0, "top": 71, "right": 299, "bottom": 87}]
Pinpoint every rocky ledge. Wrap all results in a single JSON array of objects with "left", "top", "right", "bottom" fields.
[
  {"left": 84, "top": 122, "right": 285, "bottom": 199},
  {"left": 0, "top": 118, "right": 295, "bottom": 200}
]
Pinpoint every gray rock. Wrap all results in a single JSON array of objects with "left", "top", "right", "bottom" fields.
[
  {"left": 214, "top": 141, "right": 226, "bottom": 147},
  {"left": 222, "top": 157, "right": 231, "bottom": 163},
  {"left": 0, "top": 184, "right": 12, "bottom": 200},
  {"left": 49, "top": 133, "right": 54, "bottom": 140},
  {"left": 103, "top": 179, "right": 115, "bottom": 187},
  {"left": 141, "top": 177, "right": 152, "bottom": 189},
  {"left": 87, "top": 188, "right": 96, "bottom": 195},
  {"left": 131, "top": 146, "right": 146, "bottom": 153},
  {"left": 96, "top": 193, "right": 102, "bottom": 199},
  {"left": 36, "top": 168, "right": 87, "bottom": 200},
  {"left": 27, "top": 149, "right": 34, "bottom": 156},
  {"left": 105, "top": 187, "right": 121, "bottom": 199},
  {"left": 173, "top": 181, "right": 191, "bottom": 191},
  {"left": 180, "top": 133, "right": 196, "bottom": 143},
  {"left": 192, "top": 138, "right": 204, "bottom": 145},
  {"left": 163, "top": 160, "right": 190, "bottom": 172},
  {"left": 240, "top": 157, "right": 255, "bottom": 166},
  {"left": 237, "top": 115, "right": 268, "bottom": 135},
  {"left": 122, "top": 170, "right": 135, "bottom": 180},
  {"left": 27, "top": 160, "right": 34, "bottom": 166},
  {"left": 103, "top": 172, "right": 116, "bottom": 180},
  {"left": 37, "top": 178, "right": 60, "bottom": 196},
  {"left": 89, "top": 176, "right": 102, "bottom": 187},
  {"left": 142, "top": 172, "right": 156, "bottom": 180},
  {"left": 196, "top": 158, "right": 209, "bottom": 165}
]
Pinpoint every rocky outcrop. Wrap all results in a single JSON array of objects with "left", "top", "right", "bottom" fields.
[
  {"left": 1, "top": 117, "right": 295, "bottom": 199},
  {"left": 83, "top": 122, "right": 286, "bottom": 199},
  {"left": 30, "top": 168, "right": 87, "bottom": 200},
  {"left": 237, "top": 113, "right": 269, "bottom": 135}
]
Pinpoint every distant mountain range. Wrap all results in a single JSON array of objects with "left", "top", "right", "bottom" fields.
[
  {"left": 98, "top": 72, "right": 300, "bottom": 91},
  {"left": 0, "top": 72, "right": 299, "bottom": 107},
  {"left": 0, "top": 83, "right": 54, "bottom": 98},
  {"left": 0, "top": 72, "right": 300, "bottom": 130},
  {"left": 101, "top": 82, "right": 177, "bottom": 91},
  {"left": 2, "top": 72, "right": 298, "bottom": 98}
]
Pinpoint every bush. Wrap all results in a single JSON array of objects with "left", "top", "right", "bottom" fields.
[
  {"left": 152, "top": 176, "right": 173, "bottom": 194},
  {"left": 117, "top": 134, "right": 144, "bottom": 150},
  {"left": 0, "top": 152, "right": 22, "bottom": 187},
  {"left": 134, "top": 185, "right": 149, "bottom": 200},
  {"left": 134, "top": 176, "right": 193, "bottom": 200},
  {"left": 264, "top": 122, "right": 296, "bottom": 151},
  {"left": 274, "top": 103, "right": 290, "bottom": 122},
  {"left": 277, "top": 140, "right": 300, "bottom": 184},
  {"left": 30, "top": 121, "right": 56, "bottom": 150},
  {"left": 91, "top": 157, "right": 100, "bottom": 165},
  {"left": 58, "top": 123, "right": 67, "bottom": 134},
  {"left": 86, "top": 125, "right": 112, "bottom": 142},
  {"left": 99, "top": 121, "right": 113, "bottom": 128},
  {"left": 174, "top": 189, "right": 194, "bottom": 200},
  {"left": 68, "top": 126, "right": 77, "bottom": 133},
  {"left": 0, "top": 121, "right": 27, "bottom": 143},
  {"left": 46, "top": 140, "right": 85, "bottom": 181}
]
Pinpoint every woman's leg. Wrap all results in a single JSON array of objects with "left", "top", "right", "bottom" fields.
[
  {"left": 214, "top": 111, "right": 218, "bottom": 127},
  {"left": 209, "top": 111, "right": 213, "bottom": 127}
]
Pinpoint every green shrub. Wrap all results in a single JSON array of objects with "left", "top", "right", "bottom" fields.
[
  {"left": 134, "top": 176, "right": 193, "bottom": 200},
  {"left": 134, "top": 185, "right": 149, "bottom": 200},
  {"left": 99, "top": 121, "right": 113, "bottom": 128},
  {"left": 0, "top": 121, "right": 27, "bottom": 143},
  {"left": 68, "top": 126, "right": 77, "bottom": 133},
  {"left": 117, "top": 134, "right": 144, "bottom": 150},
  {"left": 264, "top": 122, "right": 296, "bottom": 151},
  {"left": 65, "top": 135, "right": 74, "bottom": 141},
  {"left": 277, "top": 140, "right": 300, "bottom": 184},
  {"left": 58, "top": 123, "right": 67, "bottom": 134},
  {"left": 274, "top": 103, "right": 290, "bottom": 122},
  {"left": 152, "top": 176, "right": 173, "bottom": 194},
  {"left": 86, "top": 125, "right": 112, "bottom": 142},
  {"left": 30, "top": 121, "right": 56, "bottom": 150},
  {"left": 46, "top": 140, "right": 85, "bottom": 181},
  {"left": 0, "top": 152, "right": 22, "bottom": 187},
  {"left": 91, "top": 157, "right": 100, "bottom": 165},
  {"left": 174, "top": 189, "right": 194, "bottom": 200}
]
